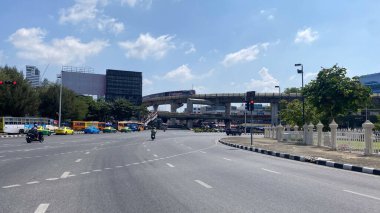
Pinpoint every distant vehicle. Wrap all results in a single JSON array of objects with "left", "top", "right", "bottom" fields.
[
  {"left": 0, "top": 116, "right": 53, "bottom": 134},
  {"left": 84, "top": 126, "right": 100, "bottom": 134},
  {"left": 37, "top": 126, "right": 52, "bottom": 136},
  {"left": 26, "top": 131, "right": 44, "bottom": 143},
  {"left": 226, "top": 128, "right": 242, "bottom": 136},
  {"left": 55, "top": 127, "right": 74, "bottom": 135},
  {"left": 103, "top": 126, "right": 117, "bottom": 133},
  {"left": 120, "top": 127, "right": 132, "bottom": 133},
  {"left": 72, "top": 121, "right": 105, "bottom": 131}
]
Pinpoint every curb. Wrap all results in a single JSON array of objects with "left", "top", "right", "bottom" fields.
[
  {"left": 219, "top": 140, "right": 380, "bottom": 176},
  {"left": 0, "top": 134, "right": 26, "bottom": 138}
]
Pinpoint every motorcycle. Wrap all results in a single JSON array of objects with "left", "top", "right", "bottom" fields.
[
  {"left": 151, "top": 130, "right": 156, "bottom": 140},
  {"left": 26, "top": 131, "right": 44, "bottom": 143}
]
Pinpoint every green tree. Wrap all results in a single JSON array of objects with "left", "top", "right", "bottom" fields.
[
  {"left": 304, "top": 65, "right": 371, "bottom": 124},
  {"left": 87, "top": 98, "right": 111, "bottom": 121},
  {"left": 111, "top": 98, "right": 134, "bottom": 120},
  {"left": 39, "top": 84, "right": 89, "bottom": 121},
  {"left": 283, "top": 87, "right": 302, "bottom": 94},
  {"left": 279, "top": 99, "right": 320, "bottom": 127},
  {"left": 0, "top": 66, "right": 39, "bottom": 116}
]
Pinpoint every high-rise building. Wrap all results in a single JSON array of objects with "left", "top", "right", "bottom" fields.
[
  {"left": 25, "top": 65, "right": 40, "bottom": 87},
  {"left": 359, "top": 73, "right": 380, "bottom": 93},
  {"left": 105, "top": 69, "right": 142, "bottom": 105}
]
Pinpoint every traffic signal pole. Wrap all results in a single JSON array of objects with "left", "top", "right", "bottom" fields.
[{"left": 250, "top": 109, "right": 253, "bottom": 146}]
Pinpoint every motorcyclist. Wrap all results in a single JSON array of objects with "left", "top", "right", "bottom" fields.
[
  {"left": 151, "top": 127, "right": 157, "bottom": 139},
  {"left": 30, "top": 123, "right": 39, "bottom": 139}
]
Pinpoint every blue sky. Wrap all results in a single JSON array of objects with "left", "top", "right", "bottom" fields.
[{"left": 1, "top": 0, "right": 380, "bottom": 96}]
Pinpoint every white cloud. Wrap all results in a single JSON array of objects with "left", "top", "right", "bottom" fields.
[
  {"left": 222, "top": 43, "right": 269, "bottom": 66},
  {"left": 143, "top": 78, "right": 153, "bottom": 86},
  {"left": 260, "top": 8, "right": 276, "bottom": 20},
  {"left": 97, "top": 16, "right": 125, "bottom": 34},
  {"left": 244, "top": 67, "right": 280, "bottom": 92},
  {"left": 184, "top": 43, "right": 196, "bottom": 54},
  {"left": 162, "top": 65, "right": 214, "bottom": 82},
  {"left": 59, "top": 0, "right": 124, "bottom": 35},
  {"left": 8, "top": 28, "right": 108, "bottom": 65},
  {"left": 294, "top": 27, "right": 319, "bottom": 44},
  {"left": 288, "top": 75, "right": 297, "bottom": 81},
  {"left": 198, "top": 56, "right": 206, "bottom": 62},
  {"left": 119, "top": 33, "right": 175, "bottom": 59},
  {"left": 164, "top": 64, "right": 194, "bottom": 81},
  {"left": 121, "top": 0, "right": 152, "bottom": 8}
]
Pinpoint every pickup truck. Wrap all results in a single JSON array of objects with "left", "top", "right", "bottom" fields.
[{"left": 225, "top": 128, "right": 242, "bottom": 136}]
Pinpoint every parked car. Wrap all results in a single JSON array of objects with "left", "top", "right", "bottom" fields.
[
  {"left": 103, "top": 126, "right": 117, "bottom": 133},
  {"left": 225, "top": 128, "right": 242, "bottom": 136},
  {"left": 55, "top": 127, "right": 74, "bottom": 135},
  {"left": 37, "top": 126, "right": 52, "bottom": 136},
  {"left": 120, "top": 127, "right": 132, "bottom": 133},
  {"left": 84, "top": 126, "right": 100, "bottom": 134}
]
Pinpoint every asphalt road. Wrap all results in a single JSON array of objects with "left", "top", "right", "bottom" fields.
[{"left": 0, "top": 130, "right": 379, "bottom": 213}]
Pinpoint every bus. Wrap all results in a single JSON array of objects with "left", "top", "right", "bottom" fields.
[
  {"left": 72, "top": 121, "right": 106, "bottom": 131},
  {"left": 0, "top": 117, "right": 53, "bottom": 134},
  {"left": 118, "top": 121, "right": 145, "bottom": 131}
]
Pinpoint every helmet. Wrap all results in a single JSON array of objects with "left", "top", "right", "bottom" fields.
[{"left": 34, "top": 123, "right": 38, "bottom": 127}]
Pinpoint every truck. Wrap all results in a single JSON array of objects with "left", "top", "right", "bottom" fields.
[{"left": 225, "top": 128, "right": 242, "bottom": 136}]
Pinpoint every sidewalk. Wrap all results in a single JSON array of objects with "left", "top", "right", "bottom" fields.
[{"left": 222, "top": 136, "right": 380, "bottom": 169}]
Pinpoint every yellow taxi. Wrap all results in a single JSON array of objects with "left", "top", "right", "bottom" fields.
[{"left": 55, "top": 127, "right": 74, "bottom": 135}]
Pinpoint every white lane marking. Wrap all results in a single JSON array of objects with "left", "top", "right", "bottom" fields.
[
  {"left": 143, "top": 145, "right": 146, "bottom": 147},
  {"left": 261, "top": 168, "right": 280, "bottom": 174},
  {"left": 85, "top": 152, "right": 90, "bottom": 154},
  {"left": 93, "top": 169, "right": 102, "bottom": 172},
  {"left": 34, "top": 203, "right": 49, "bottom": 213},
  {"left": 166, "top": 163, "right": 175, "bottom": 168},
  {"left": 75, "top": 159, "right": 82, "bottom": 163},
  {"left": 194, "top": 180, "right": 213, "bottom": 189},
  {"left": 133, "top": 162, "right": 140, "bottom": 165},
  {"left": 115, "top": 166, "right": 124, "bottom": 168},
  {"left": 153, "top": 154, "right": 158, "bottom": 157},
  {"left": 26, "top": 181, "right": 39, "bottom": 185},
  {"left": 343, "top": 190, "right": 380, "bottom": 201},
  {"left": 147, "top": 149, "right": 151, "bottom": 152},
  {"left": 80, "top": 172, "right": 91, "bottom": 175},
  {"left": 46, "top": 178, "right": 59, "bottom": 181},
  {"left": 67, "top": 174, "right": 76, "bottom": 177},
  {"left": 223, "top": 158, "right": 232, "bottom": 161},
  {"left": 60, "top": 172, "right": 71, "bottom": 179},
  {"left": 2, "top": 184, "right": 21, "bottom": 189},
  {"left": 0, "top": 156, "right": 4, "bottom": 158},
  {"left": 199, "top": 151, "right": 206, "bottom": 154},
  {"left": 105, "top": 167, "right": 112, "bottom": 170}
]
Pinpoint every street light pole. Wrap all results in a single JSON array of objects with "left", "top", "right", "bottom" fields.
[
  {"left": 58, "top": 71, "right": 63, "bottom": 128},
  {"left": 295, "top": 64, "right": 304, "bottom": 125},
  {"left": 275, "top": 85, "right": 281, "bottom": 125}
]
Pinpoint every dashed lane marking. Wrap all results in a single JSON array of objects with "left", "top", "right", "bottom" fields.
[
  {"left": 153, "top": 154, "right": 158, "bottom": 157},
  {"left": 46, "top": 178, "right": 59, "bottom": 181},
  {"left": 343, "top": 190, "right": 380, "bottom": 201},
  {"left": 115, "top": 166, "right": 124, "bottom": 168},
  {"left": 75, "top": 159, "right": 82, "bottom": 163},
  {"left": 92, "top": 169, "right": 102, "bottom": 172},
  {"left": 223, "top": 158, "right": 232, "bottom": 161},
  {"left": 60, "top": 172, "right": 71, "bottom": 179},
  {"left": 85, "top": 152, "right": 90, "bottom": 154},
  {"left": 147, "top": 149, "right": 151, "bottom": 152},
  {"left": 261, "top": 168, "right": 280, "bottom": 174},
  {"left": 105, "top": 168, "right": 112, "bottom": 170},
  {"left": 80, "top": 172, "right": 91, "bottom": 175},
  {"left": 199, "top": 151, "right": 206, "bottom": 154},
  {"left": 27, "top": 181, "right": 40, "bottom": 185},
  {"left": 166, "top": 163, "right": 175, "bottom": 168},
  {"left": 34, "top": 203, "right": 49, "bottom": 213},
  {"left": 2, "top": 184, "right": 21, "bottom": 189},
  {"left": 194, "top": 180, "right": 213, "bottom": 189}
]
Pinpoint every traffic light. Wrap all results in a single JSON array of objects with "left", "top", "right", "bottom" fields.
[
  {"left": 0, "top": 80, "right": 17, "bottom": 85},
  {"left": 249, "top": 100, "right": 255, "bottom": 111}
]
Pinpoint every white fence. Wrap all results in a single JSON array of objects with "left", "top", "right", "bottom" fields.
[{"left": 264, "top": 121, "right": 378, "bottom": 156}]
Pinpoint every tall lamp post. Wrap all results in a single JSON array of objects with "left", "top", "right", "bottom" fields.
[
  {"left": 57, "top": 72, "right": 63, "bottom": 128},
  {"left": 295, "top": 63, "right": 304, "bottom": 125},
  {"left": 275, "top": 85, "right": 281, "bottom": 125}
]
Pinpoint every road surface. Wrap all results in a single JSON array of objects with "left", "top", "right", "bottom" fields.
[{"left": 0, "top": 131, "right": 379, "bottom": 213}]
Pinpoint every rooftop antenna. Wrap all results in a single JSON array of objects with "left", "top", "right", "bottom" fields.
[{"left": 41, "top": 63, "right": 50, "bottom": 80}]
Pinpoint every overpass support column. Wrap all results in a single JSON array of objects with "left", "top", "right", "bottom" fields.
[
  {"left": 271, "top": 103, "right": 279, "bottom": 126},
  {"left": 186, "top": 100, "right": 193, "bottom": 114},
  {"left": 224, "top": 102, "right": 231, "bottom": 129},
  {"left": 169, "top": 102, "right": 182, "bottom": 126},
  {"left": 153, "top": 104, "right": 159, "bottom": 112},
  {"left": 187, "top": 119, "right": 193, "bottom": 129}
]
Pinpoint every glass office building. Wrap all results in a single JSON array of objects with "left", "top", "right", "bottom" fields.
[
  {"left": 105, "top": 69, "right": 142, "bottom": 105},
  {"left": 25, "top": 65, "right": 40, "bottom": 87},
  {"left": 359, "top": 73, "right": 380, "bottom": 93}
]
